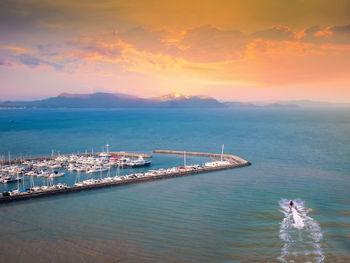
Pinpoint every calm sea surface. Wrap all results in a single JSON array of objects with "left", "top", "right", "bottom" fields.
[{"left": 0, "top": 108, "right": 349, "bottom": 262}]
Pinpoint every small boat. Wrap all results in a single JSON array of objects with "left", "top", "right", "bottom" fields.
[
  {"left": 86, "top": 166, "right": 108, "bottom": 173},
  {"left": 126, "top": 156, "right": 152, "bottom": 168},
  {"left": 25, "top": 171, "right": 38, "bottom": 176},
  {"left": 37, "top": 170, "right": 49, "bottom": 177},
  {"left": 0, "top": 175, "right": 22, "bottom": 183},
  {"left": 49, "top": 171, "right": 65, "bottom": 177}
]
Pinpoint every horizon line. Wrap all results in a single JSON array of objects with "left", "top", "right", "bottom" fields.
[{"left": 1, "top": 91, "right": 350, "bottom": 104}]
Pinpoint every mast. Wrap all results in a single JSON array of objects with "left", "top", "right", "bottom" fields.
[
  {"left": 49, "top": 177, "right": 53, "bottom": 187},
  {"left": 116, "top": 163, "right": 120, "bottom": 177},
  {"left": 8, "top": 152, "right": 11, "bottom": 166},
  {"left": 17, "top": 171, "right": 19, "bottom": 191},
  {"left": 75, "top": 171, "right": 80, "bottom": 184},
  {"left": 22, "top": 170, "right": 25, "bottom": 190},
  {"left": 221, "top": 144, "right": 224, "bottom": 161},
  {"left": 106, "top": 144, "right": 109, "bottom": 154},
  {"left": 184, "top": 151, "right": 186, "bottom": 167},
  {"left": 30, "top": 174, "right": 34, "bottom": 189}
]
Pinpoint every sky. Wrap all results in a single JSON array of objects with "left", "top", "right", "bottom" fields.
[{"left": 0, "top": 0, "right": 350, "bottom": 102}]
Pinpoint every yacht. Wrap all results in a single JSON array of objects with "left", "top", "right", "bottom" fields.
[
  {"left": 126, "top": 156, "right": 152, "bottom": 168},
  {"left": 86, "top": 166, "right": 108, "bottom": 173}
]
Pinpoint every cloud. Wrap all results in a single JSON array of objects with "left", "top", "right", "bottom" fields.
[
  {"left": 301, "top": 24, "right": 350, "bottom": 45},
  {"left": 63, "top": 23, "right": 350, "bottom": 72},
  {"left": 60, "top": 22, "right": 350, "bottom": 85},
  {"left": 329, "top": 24, "right": 350, "bottom": 44},
  {"left": 0, "top": 58, "right": 12, "bottom": 67},
  {"left": 37, "top": 44, "right": 61, "bottom": 57},
  {"left": 19, "top": 54, "right": 40, "bottom": 67},
  {"left": 18, "top": 53, "right": 64, "bottom": 70},
  {"left": 179, "top": 25, "right": 247, "bottom": 63},
  {"left": 1, "top": 45, "right": 34, "bottom": 54},
  {"left": 119, "top": 27, "right": 171, "bottom": 54},
  {"left": 252, "top": 25, "right": 295, "bottom": 41},
  {"left": 71, "top": 33, "right": 123, "bottom": 61},
  {"left": 3, "top": 21, "right": 350, "bottom": 92}
]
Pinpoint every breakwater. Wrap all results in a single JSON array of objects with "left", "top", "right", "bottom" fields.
[
  {"left": 154, "top": 149, "right": 250, "bottom": 165},
  {"left": 0, "top": 150, "right": 250, "bottom": 203}
]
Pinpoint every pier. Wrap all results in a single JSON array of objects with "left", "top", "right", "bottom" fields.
[{"left": 0, "top": 150, "right": 251, "bottom": 203}]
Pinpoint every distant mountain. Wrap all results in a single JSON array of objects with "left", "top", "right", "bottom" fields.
[
  {"left": 152, "top": 92, "right": 224, "bottom": 108},
  {"left": 153, "top": 92, "right": 213, "bottom": 101},
  {"left": 280, "top": 100, "right": 350, "bottom": 108},
  {"left": 265, "top": 103, "right": 300, "bottom": 108},
  {"left": 2, "top": 93, "right": 348, "bottom": 109},
  {"left": 224, "top": 100, "right": 349, "bottom": 108},
  {"left": 0, "top": 92, "right": 225, "bottom": 108},
  {"left": 224, "top": 101, "right": 257, "bottom": 107}
]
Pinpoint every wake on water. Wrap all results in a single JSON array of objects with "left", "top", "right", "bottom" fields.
[{"left": 278, "top": 199, "right": 324, "bottom": 263}]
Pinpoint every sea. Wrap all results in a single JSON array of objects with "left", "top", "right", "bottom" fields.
[{"left": 0, "top": 108, "right": 349, "bottom": 263}]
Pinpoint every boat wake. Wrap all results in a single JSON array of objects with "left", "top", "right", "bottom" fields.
[{"left": 278, "top": 199, "right": 324, "bottom": 263}]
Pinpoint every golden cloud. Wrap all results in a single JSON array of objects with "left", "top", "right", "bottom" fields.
[{"left": 60, "top": 23, "right": 350, "bottom": 88}]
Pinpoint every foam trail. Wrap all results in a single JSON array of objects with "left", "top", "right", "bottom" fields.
[{"left": 278, "top": 199, "right": 324, "bottom": 263}]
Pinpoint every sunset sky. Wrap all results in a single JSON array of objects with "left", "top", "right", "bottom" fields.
[{"left": 1, "top": 0, "right": 350, "bottom": 102}]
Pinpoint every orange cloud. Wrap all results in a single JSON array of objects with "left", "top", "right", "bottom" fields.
[
  {"left": 63, "top": 24, "right": 350, "bottom": 89},
  {"left": 1, "top": 45, "right": 34, "bottom": 54},
  {"left": 12, "top": 22, "right": 346, "bottom": 101}
]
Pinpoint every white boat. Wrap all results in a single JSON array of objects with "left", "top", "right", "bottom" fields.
[
  {"left": 0, "top": 175, "right": 22, "bottom": 183},
  {"left": 31, "top": 186, "right": 42, "bottom": 192},
  {"left": 37, "top": 170, "right": 50, "bottom": 177},
  {"left": 126, "top": 156, "right": 152, "bottom": 168},
  {"left": 204, "top": 161, "right": 219, "bottom": 167},
  {"left": 25, "top": 171, "right": 38, "bottom": 176},
  {"left": 75, "top": 167, "right": 87, "bottom": 172},
  {"left": 204, "top": 160, "right": 230, "bottom": 167},
  {"left": 99, "top": 152, "right": 111, "bottom": 157},
  {"left": 86, "top": 166, "right": 108, "bottom": 173},
  {"left": 48, "top": 164, "right": 61, "bottom": 169},
  {"left": 49, "top": 171, "right": 65, "bottom": 177}
]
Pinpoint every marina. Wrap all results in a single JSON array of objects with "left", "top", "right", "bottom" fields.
[
  {"left": 0, "top": 151, "right": 151, "bottom": 166},
  {"left": 0, "top": 148, "right": 250, "bottom": 203}
]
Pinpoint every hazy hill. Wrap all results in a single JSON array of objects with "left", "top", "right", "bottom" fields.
[
  {"left": 224, "top": 100, "right": 349, "bottom": 108},
  {"left": 0, "top": 92, "right": 225, "bottom": 108}
]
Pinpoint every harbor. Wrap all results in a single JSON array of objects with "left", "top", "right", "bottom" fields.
[{"left": 0, "top": 147, "right": 251, "bottom": 203}]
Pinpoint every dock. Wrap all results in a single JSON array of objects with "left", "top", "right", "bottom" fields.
[{"left": 0, "top": 150, "right": 250, "bottom": 203}]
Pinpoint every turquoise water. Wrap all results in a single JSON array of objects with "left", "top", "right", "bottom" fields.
[{"left": 0, "top": 108, "right": 349, "bottom": 262}]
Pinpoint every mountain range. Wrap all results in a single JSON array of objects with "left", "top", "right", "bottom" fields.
[
  {"left": 0, "top": 92, "right": 349, "bottom": 109},
  {"left": 0, "top": 92, "right": 224, "bottom": 108}
]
